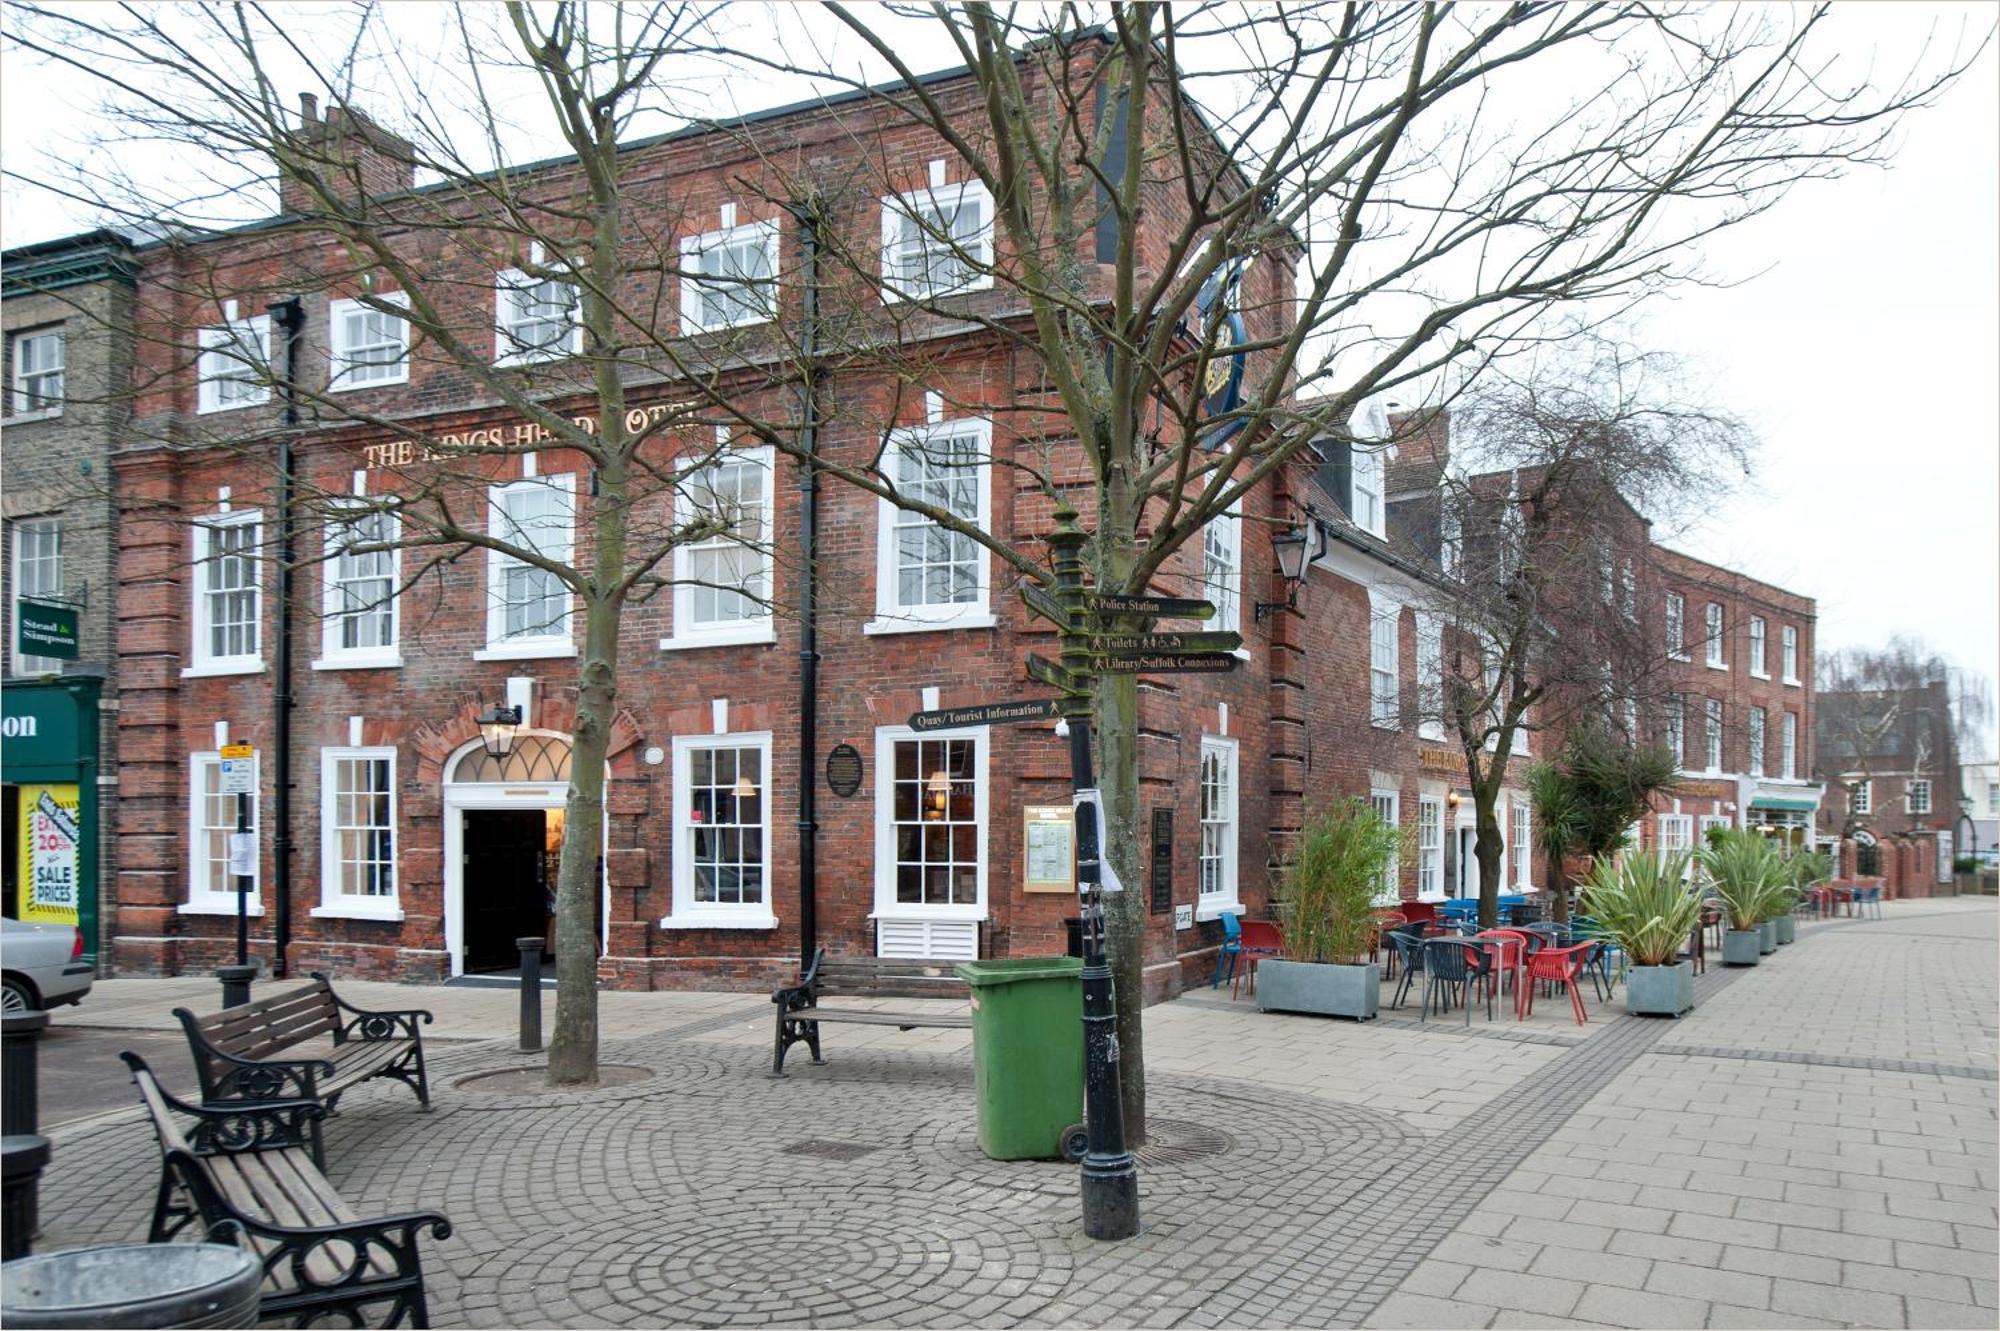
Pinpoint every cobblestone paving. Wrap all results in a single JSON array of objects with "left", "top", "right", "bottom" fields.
[{"left": 34, "top": 900, "right": 1995, "bottom": 1328}]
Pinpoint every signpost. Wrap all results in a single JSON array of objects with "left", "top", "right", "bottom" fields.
[
  {"left": 1087, "top": 631, "right": 1241, "bottom": 655},
  {"left": 217, "top": 743, "right": 257, "bottom": 1007},
  {"left": 907, "top": 698, "right": 1060, "bottom": 731},
  {"left": 1088, "top": 593, "right": 1215, "bottom": 619},
  {"left": 1100, "top": 652, "right": 1239, "bottom": 675}
]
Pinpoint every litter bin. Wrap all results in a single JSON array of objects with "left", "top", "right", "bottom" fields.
[
  {"left": 954, "top": 956, "right": 1085, "bottom": 1161},
  {"left": 1, "top": 1243, "right": 262, "bottom": 1329}
]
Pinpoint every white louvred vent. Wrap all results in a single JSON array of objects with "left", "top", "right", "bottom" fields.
[{"left": 875, "top": 918, "right": 978, "bottom": 960}]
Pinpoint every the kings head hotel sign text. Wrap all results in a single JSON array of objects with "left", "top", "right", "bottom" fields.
[{"left": 363, "top": 402, "right": 695, "bottom": 470}]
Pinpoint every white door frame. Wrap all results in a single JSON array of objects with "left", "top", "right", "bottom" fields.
[
  {"left": 1454, "top": 805, "right": 1481, "bottom": 899},
  {"left": 441, "top": 738, "right": 607, "bottom": 978}
]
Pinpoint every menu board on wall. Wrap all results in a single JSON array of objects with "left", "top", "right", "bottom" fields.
[{"left": 1022, "top": 805, "right": 1075, "bottom": 893}]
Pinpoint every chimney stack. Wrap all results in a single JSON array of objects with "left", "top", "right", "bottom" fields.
[{"left": 278, "top": 96, "right": 414, "bottom": 217}]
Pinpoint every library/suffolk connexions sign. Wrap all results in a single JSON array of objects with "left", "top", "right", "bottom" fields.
[
  {"left": 361, "top": 401, "right": 699, "bottom": 470},
  {"left": 15, "top": 599, "right": 78, "bottom": 661}
]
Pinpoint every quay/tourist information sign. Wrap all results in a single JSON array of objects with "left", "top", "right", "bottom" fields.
[
  {"left": 1088, "top": 631, "right": 1241, "bottom": 655},
  {"left": 1089, "top": 594, "right": 1216, "bottom": 619},
  {"left": 908, "top": 698, "right": 1060, "bottom": 731}
]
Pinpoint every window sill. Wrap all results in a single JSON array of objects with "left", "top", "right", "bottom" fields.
[
  {"left": 181, "top": 661, "right": 265, "bottom": 679},
  {"left": 1705, "top": 662, "right": 1729, "bottom": 672},
  {"left": 326, "top": 373, "right": 410, "bottom": 394},
  {"left": 474, "top": 641, "right": 576, "bottom": 662},
  {"left": 494, "top": 348, "right": 581, "bottom": 370},
  {"left": 1783, "top": 677, "right": 1801, "bottom": 688},
  {"left": 1750, "top": 670, "right": 1771, "bottom": 681},
  {"left": 311, "top": 653, "right": 403, "bottom": 672},
  {"left": 1194, "top": 899, "right": 1245, "bottom": 924},
  {"left": 196, "top": 397, "right": 270, "bottom": 416},
  {"left": 862, "top": 612, "right": 998, "bottom": 636},
  {"left": 658, "top": 626, "right": 776, "bottom": 652},
  {"left": 1370, "top": 718, "right": 1402, "bottom": 733},
  {"left": 7, "top": 408, "right": 60, "bottom": 424},
  {"left": 179, "top": 900, "right": 265, "bottom": 917},
  {"left": 869, "top": 908, "right": 988, "bottom": 923},
  {"left": 878, "top": 278, "right": 995, "bottom": 306},
  {"left": 310, "top": 903, "right": 405, "bottom": 923},
  {"left": 1668, "top": 652, "right": 1691, "bottom": 663},
  {"left": 657, "top": 912, "right": 779, "bottom": 931}
]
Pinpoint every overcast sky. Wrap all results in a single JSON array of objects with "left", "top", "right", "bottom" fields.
[{"left": 3, "top": 2, "right": 1995, "bottom": 738}]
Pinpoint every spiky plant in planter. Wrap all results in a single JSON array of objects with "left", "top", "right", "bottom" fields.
[
  {"left": 1581, "top": 850, "right": 1703, "bottom": 1016},
  {"left": 1259, "top": 799, "right": 1402, "bottom": 1020},
  {"left": 1776, "top": 849, "right": 1832, "bottom": 943},
  {"left": 1702, "top": 830, "right": 1785, "bottom": 966}
]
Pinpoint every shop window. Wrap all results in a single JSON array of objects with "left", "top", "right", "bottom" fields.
[
  {"left": 315, "top": 748, "right": 398, "bottom": 920},
  {"left": 666, "top": 734, "right": 774, "bottom": 928}
]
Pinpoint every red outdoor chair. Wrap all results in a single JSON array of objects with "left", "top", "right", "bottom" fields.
[
  {"left": 1400, "top": 901, "right": 1438, "bottom": 929},
  {"left": 1519, "top": 942, "right": 1595, "bottom": 1025},
  {"left": 1233, "top": 919, "right": 1285, "bottom": 1000}
]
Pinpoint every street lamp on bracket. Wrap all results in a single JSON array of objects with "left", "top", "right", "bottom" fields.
[
  {"left": 478, "top": 703, "right": 523, "bottom": 759},
  {"left": 1254, "top": 519, "right": 1327, "bottom": 623}
]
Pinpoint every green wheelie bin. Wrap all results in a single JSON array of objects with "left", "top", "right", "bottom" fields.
[{"left": 954, "top": 955, "right": 1085, "bottom": 1161}]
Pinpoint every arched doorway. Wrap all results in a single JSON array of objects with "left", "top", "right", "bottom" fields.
[{"left": 442, "top": 733, "right": 604, "bottom": 977}]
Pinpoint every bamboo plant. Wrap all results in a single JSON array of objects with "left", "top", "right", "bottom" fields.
[{"left": 1281, "top": 800, "right": 1403, "bottom": 966}]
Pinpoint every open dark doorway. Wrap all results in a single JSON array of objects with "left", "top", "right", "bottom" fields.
[{"left": 462, "top": 808, "right": 554, "bottom": 973}]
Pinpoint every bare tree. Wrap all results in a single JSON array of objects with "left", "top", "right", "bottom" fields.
[
  {"left": 1394, "top": 336, "right": 1752, "bottom": 925},
  {"left": 4, "top": 1, "right": 1981, "bottom": 1124}
]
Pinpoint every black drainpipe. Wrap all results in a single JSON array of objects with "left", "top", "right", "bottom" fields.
[
  {"left": 792, "top": 201, "right": 822, "bottom": 969},
  {"left": 267, "top": 296, "right": 304, "bottom": 978}
]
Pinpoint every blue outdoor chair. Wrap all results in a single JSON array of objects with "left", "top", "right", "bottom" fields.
[{"left": 1211, "top": 912, "right": 1244, "bottom": 989}]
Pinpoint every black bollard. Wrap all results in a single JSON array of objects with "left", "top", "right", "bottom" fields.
[
  {"left": 2, "top": 1011, "right": 51, "bottom": 1260},
  {"left": 216, "top": 963, "right": 258, "bottom": 1009},
  {"left": 516, "top": 937, "right": 544, "bottom": 1053}
]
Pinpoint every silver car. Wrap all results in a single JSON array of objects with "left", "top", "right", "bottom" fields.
[{"left": 1, "top": 916, "right": 94, "bottom": 1012}]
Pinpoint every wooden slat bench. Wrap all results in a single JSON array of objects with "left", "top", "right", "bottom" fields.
[
  {"left": 174, "top": 973, "right": 433, "bottom": 1165},
  {"left": 124, "top": 1052, "right": 452, "bottom": 1329},
  {"left": 771, "top": 946, "right": 972, "bottom": 1075}
]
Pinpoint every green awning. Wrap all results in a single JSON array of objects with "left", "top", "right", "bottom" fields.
[{"left": 1751, "top": 797, "right": 1819, "bottom": 811}]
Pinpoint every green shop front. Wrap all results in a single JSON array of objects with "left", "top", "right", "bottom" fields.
[{"left": 2, "top": 677, "right": 102, "bottom": 964}]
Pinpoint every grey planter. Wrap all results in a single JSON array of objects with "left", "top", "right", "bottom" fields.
[
  {"left": 1625, "top": 960, "right": 1695, "bottom": 1017},
  {"left": 1757, "top": 920, "right": 1777, "bottom": 954},
  {"left": 1256, "top": 959, "right": 1379, "bottom": 1021},
  {"left": 1774, "top": 914, "right": 1796, "bottom": 945},
  {"left": 1722, "top": 930, "right": 1762, "bottom": 966}
]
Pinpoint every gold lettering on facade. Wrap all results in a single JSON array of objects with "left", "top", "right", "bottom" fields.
[{"left": 360, "top": 403, "right": 689, "bottom": 470}]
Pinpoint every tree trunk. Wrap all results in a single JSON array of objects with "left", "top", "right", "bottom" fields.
[
  {"left": 546, "top": 588, "right": 620, "bottom": 1086},
  {"left": 1475, "top": 793, "right": 1505, "bottom": 930}
]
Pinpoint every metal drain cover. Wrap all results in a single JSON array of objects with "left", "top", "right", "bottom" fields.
[
  {"left": 780, "top": 1138, "right": 880, "bottom": 1161},
  {"left": 1132, "top": 1117, "right": 1235, "bottom": 1166}
]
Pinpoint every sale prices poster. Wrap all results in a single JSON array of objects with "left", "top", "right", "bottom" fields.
[{"left": 17, "top": 783, "right": 81, "bottom": 924}]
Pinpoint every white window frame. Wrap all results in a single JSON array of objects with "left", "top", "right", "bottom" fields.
[
  {"left": 1665, "top": 592, "right": 1687, "bottom": 661},
  {"left": 1748, "top": 706, "right": 1766, "bottom": 778},
  {"left": 197, "top": 314, "right": 271, "bottom": 414},
  {"left": 1370, "top": 789, "right": 1401, "bottom": 902},
  {"left": 10, "top": 517, "right": 64, "bottom": 676},
  {"left": 1908, "top": 779, "right": 1932, "bottom": 816},
  {"left": 664, "top": 731, "right": 778, "bottom": 929},
  {"left": 327, "top": 292, "right": 411, "bottom": 391},
  {"left": 479, "top": 474, "right": 576, "bottom": 660},
  {"left": 1351, "top": 446, "right": 1385, "bottom": 538},
  {"left": 184, "top": 751, "right": 262, "bottom": 915},
  {"left": 1781, "top": 712, "right": 1797, "bottom": 781},
  {"left": 1748, "top": 615, "right": 1769, "bottom": 679},
  {"left": 866, "top": 416, "right": 995, "bottom": 634},
  {"left": 493, "top": 258, "right": 582, "bottom": 366},
  {"left": 1699, "top": 813, "right": 1733, "bottom": 840},
  {"left": 1665, "top": 693, "right": 1685, "bottom": 766},
  {"left": 1416, "top": 612, "right": 1444, "bottom": 741},
  {"left": 1369, "top": 593, "right": 1401, "bottom": 731},
  {"left": 1705, "top": 698, "right": 1724, "bottom": 774},
  {"left": 1196, "top": 735, "right": 1241, "bottom": 920},
  {"left": 1782, "top": 625, "right": 1800, "bottom": 685},
  {"left": 1416, "top": 796, "right": 1444, "bottom": 900},
  {"left": 186, "top": 510, "right": 263, "bottom": 677},
  {"left": 11, "top": 328, "right": 64, "bottom": 417},
  {"left": 315, "top": 507, "right": 401, "bottom": 669},
  {"left": 872, "top": 724, "right": 990, "bottom": 925},
  {"left": 679, "top": 218, "right": 781, "bottom": 334},
  {"left": 1202, "top": 507, "right": 1243, "bottom": 640},
  {"left": 664, "top": 442, "right": 776, "bottom": 649},
  {"left": 313, "top": 746, "right": 401, "bottom": 921},
  {"left": 1705, "top": 602, "right": 1727, "bottom": 669},
  {"left": 1852, "top": 780, "right": 1872, "bottom": 815},
  {"left": 879, "top": 178, "right": 995, "bottom": 303},
  {"left": 1658, "top": 813, "right": 1694, "bottom": 865},
  {"left": 1511, "top": 802, "right": 1532, "bottom": 889}
]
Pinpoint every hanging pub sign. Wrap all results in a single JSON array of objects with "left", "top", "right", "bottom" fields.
[
  {"left": 825, "top": 744, "right": 863, "bottom": 798},
  {"left": 15, "top": 599, "right": 78, "bottom": 661}
]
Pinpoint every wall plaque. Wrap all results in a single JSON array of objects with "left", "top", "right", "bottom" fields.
[
  {"left": 825, "top": 744, "right": 863, "bottom": 797},
  {"left": 1150, "top": 808, "right": 1174, "bottom": 914},
  {"left": 1023, "top": 805, "right": 1075, "bottom": 893}
]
